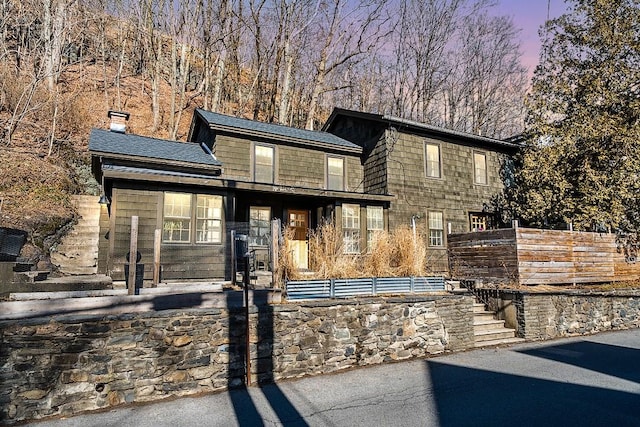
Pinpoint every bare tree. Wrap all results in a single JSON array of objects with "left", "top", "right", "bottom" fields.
[{"left": 304, "top": 0, "right": 390, "bottom": 130}]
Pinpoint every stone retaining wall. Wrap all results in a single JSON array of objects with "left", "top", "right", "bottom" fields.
[
  {"left": 0, "top": 292, "right": 473, "bottom": 424},
  {"left": 481, "top": 289, "right": 640, "bottom": 340}
]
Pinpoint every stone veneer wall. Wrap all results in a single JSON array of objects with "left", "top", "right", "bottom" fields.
[
  {"left": 0, "top": 293, "right": 473, "bottom": 424},
  {"left": 482, "top": 290, "right": 640, "bottom": 340}
]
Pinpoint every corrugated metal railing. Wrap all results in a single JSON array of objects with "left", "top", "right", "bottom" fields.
[{"left": 286, "top": 276, "right": 446, "bottom": 301}]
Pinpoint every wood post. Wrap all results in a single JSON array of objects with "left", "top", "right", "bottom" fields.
[
  {"left": 271, "top": 219, "right": 280, "bottom": 289},
  {"left": 153, "top": 229, "right": 161, "bottom": 287},
  {"left": 128, "top": 216, "right": 138, "bottom": 295}
]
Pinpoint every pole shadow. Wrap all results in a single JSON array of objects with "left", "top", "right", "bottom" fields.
[{"left": 225, "top": 288, "right": 308, "bottom": 426}]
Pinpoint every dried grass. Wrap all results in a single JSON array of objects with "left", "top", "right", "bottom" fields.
[
  {"left": 362, "top": 230, "right": 394, "bottom": 277},
  {"left": 390, "top": 226, "right": 426, "bottom": 277},
  {"left": 279, "top": 221, "right": 432, "bottom": 280}
]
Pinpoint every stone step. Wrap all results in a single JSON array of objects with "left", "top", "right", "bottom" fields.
[
  {"left": 54, "top": 242, "right": 100, "bottom": 253},
  {"left": 473, "top": 303, "right": 487, "bottom": 313},
  {"left": 473, "top": 319, "right": 506, "bottom": 332},
  {"left": 474, "top": 337, "right": 526, "bottom": 348},
  {"left": 65, "top": 225, "right": 100, "bottom": 234},
  {"left": 56, "top": 266, "right": 99, "bottom": 275},
  {"left": 473, "top": 312, "right": 496, "bottom": 322},
  {"left": 474, "top": 328, "right": 516, "bottom": 342}
]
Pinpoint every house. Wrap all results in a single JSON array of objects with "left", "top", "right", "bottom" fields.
[
  {"left": 323, "top": 109, "right": 522, "bottom": 272},
  {"left": 90, "top": 109, "right": 393, "bottom": 283}
]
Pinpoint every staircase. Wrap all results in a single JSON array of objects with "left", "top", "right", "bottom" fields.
[
  {"left": 50, "top": 195, "right": 101, "bottom": 275},
  {"left": 473, "top": 303, "right": 525, "bottom": 348}
]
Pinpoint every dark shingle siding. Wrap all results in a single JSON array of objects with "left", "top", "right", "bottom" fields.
[
  {"left": 89, "top": 128, "right": 221, "bottom": 166},
  {"left": 196, "top": 109, "right": 361, "bottom": 151}
]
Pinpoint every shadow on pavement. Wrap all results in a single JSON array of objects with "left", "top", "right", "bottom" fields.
[
  {"left": 517, "top": 340, "right": 640, "bottom": 384},
  {"left": 426, "top": 358, "right": 640, "bottom": 427},
  {"left": 226, "top": 289, "right": 308, "bottom": 426}
]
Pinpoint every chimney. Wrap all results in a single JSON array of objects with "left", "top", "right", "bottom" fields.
[{"left": 107, "top": 110, "right": 130, "bottom": 133}]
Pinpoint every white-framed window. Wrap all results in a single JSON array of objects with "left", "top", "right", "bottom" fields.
[
  {"left": 163, "top": 192, "right": 222, "bottom": 244},
  {"left": 254, "top": 144, "right": 274, "bottom": 183},
  {"left": 196, "top": 195, "right": 222, "bottom": 243},
  {"left": 163, "top": 192, "right": 192, "bottom": 243},
  {"left": 342, "top": 203, "right": 361, "bottom": 254},
  {"left": 327, "top": 156, "right": 345, "bottom": 191},
  {"left": 428, "top": 211, "right": 444, "bottom": 247},
  {"left": 366, "top": 206, "right": 384, "bottom": 251},
  {"left": 474, "top": 151, "right": 487, "bottom": 185},
  {"left": 249, "top": 207, "right": 271, "bottom": 246},
  {"left": 425, "top": 142, "right": 441, "bottom": 178}
]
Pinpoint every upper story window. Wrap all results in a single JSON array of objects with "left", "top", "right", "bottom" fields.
[
  {"left": 163, "top": 192, "right": 222, "bottom": 244},
  {"left": 425, "top": 142, "right": 441, "bottom": 178},
  {"left": 366, "top": 206, "right": 384, "bottom": 251},
  {"left": 342, "top": 203, "right": 361, "bottom": 254},
  {"left": 428, "top": 211, "right": 444, "bottom": 247},
  {"left": 327, "top": 156, "right": 345, "bottom": 191},
  {"left": 254, "top": 144, "right": 274, "bottom": 183},
  {"left": 474, "top": 151, "right": 487, "bottom": 185}
]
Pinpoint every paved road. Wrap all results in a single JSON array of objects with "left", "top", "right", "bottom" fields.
[{"left": 28, "top": 329, "right": 640, "bottom": 427}]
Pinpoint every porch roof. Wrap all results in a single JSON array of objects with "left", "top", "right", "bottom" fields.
[{"left": 102, "top": 164, "right": 394, "bottom": 203}]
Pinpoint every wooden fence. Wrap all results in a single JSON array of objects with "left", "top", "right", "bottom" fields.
[{"left": 448, "top": 227, "right": 639, "bottom": 285}]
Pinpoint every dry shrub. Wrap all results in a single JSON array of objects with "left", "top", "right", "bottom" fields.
[
  {"left": 309, "top": 221, "right": 360, "bottom": 279},
  {"left": 275, "top": 226, "right": 298, "bottom": 285},
  {"left": 362, "top": 230, "right": 394, "bottom": 277},
  {"left": 279, "top": 222, "right": 430, "bottom": 280},
  {"left": 391, "top": 226, "right": 426, "bottom": 277}
]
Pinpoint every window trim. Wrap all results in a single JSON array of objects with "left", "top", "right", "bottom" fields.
[
  {"left": 253, "top": 142, "right": 276, "bottom": 184},
  {"left": 326, "top": 154, "right": 345, "bottom": 191},
  {"left": 427, "top": 210, "right": 445, "bottom": 247},
  {"left": 162, "top": 192, "right": 223, "bottom": 245},
  {"left": 424, "top": 141, "right": 442, "bottom": 179},
  {"left": 473, "top": 150, "right": 488, "bottom": 186}
]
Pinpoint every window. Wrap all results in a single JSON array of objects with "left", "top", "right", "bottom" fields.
[
  {"left": 470, "top": 213, "right": 493, "bottom": 232},
  {"left": 163, "top": 192, "right": 222, "bottom": 244},
  {"left": 196, "top": 195, "right": 222, "bottom": 243},
  {"left": 249, "top": 207, "right": 271, "bottom": 246},
  {"left": 254, "top": 144, "right": 274, "bottom": 183},
  {"left": 342, "top": 204, "right": 361, "bottom": 254},
  {"left": 163, "top": 193, "right": 192, "bottom": 243},
  {"left": 327, "top": 156, "right": 344, "bottom": 191},
  {"left": 474, "top": 151, "right": 487, "bottom": 185},
  {"left": 428, "top": 211, "right": 444, "bottom": 247},
  {"left": 366, "top": 206, "right": 384, "bottom": 251},
  {"left": 425, "top": 142, "right": 441, "bottom": 178}
]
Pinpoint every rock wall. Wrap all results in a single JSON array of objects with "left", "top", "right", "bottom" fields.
[
  {"left": 484, "top": 290, "right": 640, "bottom": 340},
  {"left": 0, "top": 293, "right": 473, "bottom": 424}
]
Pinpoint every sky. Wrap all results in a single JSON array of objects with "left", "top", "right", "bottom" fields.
[{"left": 494, "top": 0, "right": 571, "bottom": 74}]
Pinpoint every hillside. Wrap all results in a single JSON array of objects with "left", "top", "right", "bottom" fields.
[{"left": 0, "top": 63, "right": 200, "bottom": 268}]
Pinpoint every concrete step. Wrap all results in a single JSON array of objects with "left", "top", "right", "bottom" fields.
[
  {"left": 474, "top": 328, "right": 517, "bottom": 342},
  {"left": 474, "top": 337, "right": 526, "bottom": 348},
  {"left": 473, "top": 319, "right": 506, "bottom": 332}
]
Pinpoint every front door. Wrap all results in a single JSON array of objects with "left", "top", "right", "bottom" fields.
[{"left": 288, "top": 209, "right": 309, "bottom": 269}]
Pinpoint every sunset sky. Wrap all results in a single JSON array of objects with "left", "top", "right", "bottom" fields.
[{"left": 494, "top": 0, "right": 571, "bottom": 74}]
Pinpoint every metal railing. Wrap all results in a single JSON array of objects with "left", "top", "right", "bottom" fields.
[{"left": 286, "top": 276, "right": 446, "bottom": 301}]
